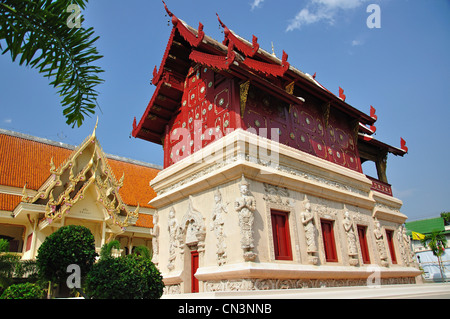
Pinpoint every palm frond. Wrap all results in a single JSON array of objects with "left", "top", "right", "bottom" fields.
[{"left": 0, "top": 0, "right": 104, "bottom": 127}]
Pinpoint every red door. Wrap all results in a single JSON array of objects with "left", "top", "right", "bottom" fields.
[
  {"left": 191, "top": 251, "right": 199, "bottom": 293},
  {"left": 271, "top": 210, "right": 293, "bottom": 260},
  {"left": 321, "top": 219, "right": 338, "bottom": 262},
  {"left": 385, "top": 230, "right": 397, "bottom": 264},
  {"left": 357, "top": 225, "right": 371, "bottom": 264}
]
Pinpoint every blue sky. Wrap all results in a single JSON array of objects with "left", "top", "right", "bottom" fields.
[{"left": 0, "top": 0, "right": 449, "bottom": 221}]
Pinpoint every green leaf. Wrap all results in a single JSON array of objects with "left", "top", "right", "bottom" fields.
[{"left": 0, "top": 0, "right": 104, "bottom": 127}]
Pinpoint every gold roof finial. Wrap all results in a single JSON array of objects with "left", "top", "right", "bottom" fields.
[
  {"left": 271, "top": 42, "right": 276, "bottom": 57},
  {"left": 92, "top": 116, "right": 99, "bottom": 139}
]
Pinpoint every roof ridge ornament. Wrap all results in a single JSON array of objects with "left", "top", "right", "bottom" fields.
[
  {"left": 339, "top": 87, "right": 346, "bottom": 101},
  {"left": 162, "top": 1, "right": 204, "bottom": 47},
  {"left": 216, "top": 13, "right": 259, "bottom": 58},
  {"left": 400, "top": 138, "right": 408, "bottom": 153},
  {"left": 92, "top": 116, "right": 99, "bottom": 139}
]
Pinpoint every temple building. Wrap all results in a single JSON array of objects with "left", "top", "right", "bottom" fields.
[
  {"left": 132, "top": 3, "right": 420, "bottom": 294},
  {"left": 0, "top": 126, "right": 159, "bottom": 259}
]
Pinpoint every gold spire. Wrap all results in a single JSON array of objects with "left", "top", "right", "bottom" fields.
[{"left": 92, "top": 116, "right": 99, "bottom": 139}]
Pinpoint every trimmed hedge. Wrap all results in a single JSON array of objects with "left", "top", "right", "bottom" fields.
[
  {"left": 36, "top": 225, "right": 97, "bottom": 284},
  {"left": 0, "top": 282, "right": 44, "bottom": 299},
  {"left": 85, "top": 254, "right": 164, "bottom": 299}
]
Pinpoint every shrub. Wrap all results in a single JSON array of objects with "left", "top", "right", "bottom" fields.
[
  {"left": 0, "top": 282, "right": 44, "bottom": 299},
  {"left": 36, "top": 225, "right": 97, "bottom": 285},
  {"left": 85, "top": 253, "right": 164, "bottom": 299}
]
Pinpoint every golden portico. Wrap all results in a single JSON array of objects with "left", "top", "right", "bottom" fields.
[
  {"left": 0, "top": 126, "right": 159, "bottom": 259},
  {"left": 131, "top": 3, "right": 421, "bottom": 294}
]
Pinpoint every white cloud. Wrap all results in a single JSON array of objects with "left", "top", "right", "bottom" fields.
[
  {"left": 3, "top": 118, "right": 12, "bottom": 124},
  {"left": 286, "top": 0, "right": 368, "bottom": 31},
  {"left": 250, "top": 0, "right": 264, "bottom": 11},
  {"left": 351, "top": 39, "right": 361, "bottom": 46}
]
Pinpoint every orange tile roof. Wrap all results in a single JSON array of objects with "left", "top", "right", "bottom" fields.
[
  {"left": 0, "top": 193, "right": 22, "bottom": 212},
  {"left": 0, "top": 131, "right": 160, "bottom": 211},
  {"left": 0, "top": 133, "right": 72, "bottom": 191},
  {"left": 135, "top": 213, "right": 154, "bottom": 228}
]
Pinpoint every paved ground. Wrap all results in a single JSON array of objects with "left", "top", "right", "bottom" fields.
[{"left": 162, "top": 282, "right": 450, "bottom": 299}]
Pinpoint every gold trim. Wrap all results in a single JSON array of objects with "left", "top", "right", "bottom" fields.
[{"left": 239, "top": 80, "right": 250, "bottom": 118}]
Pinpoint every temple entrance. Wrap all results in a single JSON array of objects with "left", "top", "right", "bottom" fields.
[{"left": 191, "top": 250, "right": 199, "bottom": 293}]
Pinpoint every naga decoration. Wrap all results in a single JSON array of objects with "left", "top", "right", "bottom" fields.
[
  {"left": 163, "top": 1, "right": 204, "bottom": 47},
  {"left": 216, "top": 13, "right": 259, "bottom": 57},
  {"left": 369, "top": 105, "right": 377, "bottom": 134},
  {"left": 339, "top": 87, "right": 346, "bottom": 101}
]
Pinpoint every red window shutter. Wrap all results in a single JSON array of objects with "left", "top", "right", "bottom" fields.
[
  {"left": 357, "top": 225, "right": 371, "bottom": 264},
  {"left": 385, "top": 230, "right": 397, "bottom": 264},
  {"left": 321, "top": 219, "right": 338, "bottom": 262},
  {"left": 191, "top": 251, "right": 199, "bottom": 293},
  {"left": 271, "top": 210, "right": 293, "bottom": 260},
  {"left": 26, "top": 233, "right": 33, "bottom": 252}
]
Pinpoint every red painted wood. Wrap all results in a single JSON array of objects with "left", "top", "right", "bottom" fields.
[
  {"left": 385, "top": 230, "right": 397, "bottom": 264},
  {"left": 191, "top": 250, "right": 199, "bottom": 293},
  {"left": 357, "top": 225, "right": 371, "bottom": 264},
  {"left": 321, "top": 219, "right": 338, "bottom": 262},
  {"left": 271, "top": 210, "right": 293, "bottom": 260}
]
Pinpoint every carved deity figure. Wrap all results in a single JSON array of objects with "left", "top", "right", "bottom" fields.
[
  {"left": 301, "top": 200, "right": 317, "bottom": 253},
  {"left": 373, "top": 220, "right": 388, "bottom": 266},
  {"left": 167, "top": 208, "right": 178, "bottom": 270},
  {"left": 210, "top": 189, "right": 229, "bottom": 265},
  {"left": 398, "top": 225, "right": 412, "bottom": 266},
  {"left": 235, "top": 175, "right": 257, "bottom": 261},
  {"left": 343, "top": 211, "right": 358, "bottom": 256},
  {"left": 152, "top": 211, "right": 159, "bottom": 265}
]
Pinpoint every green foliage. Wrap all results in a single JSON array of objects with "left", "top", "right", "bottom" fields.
[
  {"left": 420, "top": 230, "right": 447, "bottom": 257},
  {"left": 0, "top": 282, "right": 44, "bottom": 299},
  {"left": 0, "top": 0, "right": 104, "bottom": 127},
  {"left": 0, "top": 238, "right": 38, "bottom": 291},
  {"left": 441, "top": 212, "right": 450, "bottom": 226},
  {"left": 99, "top": 240, "right": 121, "bottom": 260},
  {"left": 85, "top": 245, "right": 164, "bottom": 299},
  {"left": 133, "top": 245, "right": 151, "bottom": 259},
  {"left": 0, "top": 239, "right": 9, "bottom": 252},
  {"left": 36, "top": 225, "right": 97, "bottom": 284}
]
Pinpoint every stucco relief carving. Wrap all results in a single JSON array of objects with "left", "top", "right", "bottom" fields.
[
  {"left": 398, "top": 225, "right": 414, "bottom": 267},
  {"left": 152, "top": 211, "right": 159, "bottom": 265},
  {"left": 262, "top": 183, "right": 290, "bottom": 206},
  {"left": 179, "top": 196, "right": 206, "bottom": 257},
  {"left": 167, "top": 207, "right": 178, "bottom": 271},
  {"left": 235, "top": 175, "right": 257, "bottom": 261},
  {"left": 210, "top": 189, "right": 229, "bottom": 266},
  {"left": 343, "top": 210, "right": 358, "bottom": 266},
  {"left": 301, "top": 198, "right": 318, "bottom": 264},
  {"left": 373, "top": 220, "right": 389, "bottom": 267},
  {"left": 203, "top": 277, "right": 416, "bottom": 293},
  {"left": 164, "top": 284, "right": 181, "bottom": 295}
]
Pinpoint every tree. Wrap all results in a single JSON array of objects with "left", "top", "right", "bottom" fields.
[
  {"left": 0, "top": 0, "right": 104, "bottom": 127},
  {"left": 420, "top": 230, "right": 448, "bottom": 282},
  {"left": 85, "top": 243, "right": 164, "bottom": 299},
  {"left": 441, "top": 212, "right": 450, "bottom": 226},
  {"left": 36, "top": 225, "right": 97, "bottom": 297},
  {"left": 0, "top": 239, "right": 38, "bottom": 293}
]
